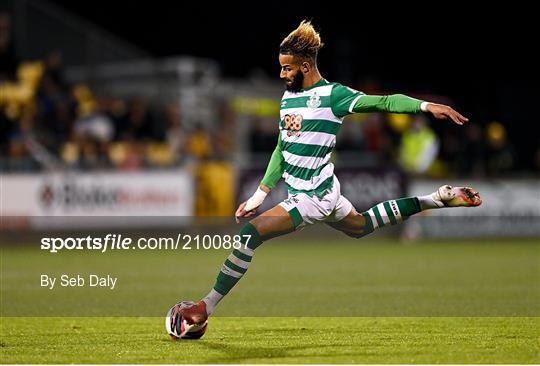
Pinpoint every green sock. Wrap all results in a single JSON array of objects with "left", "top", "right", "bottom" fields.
[
  {"left": 361, "top": 197, "right": 421, "bottom": 236},
  {"left": 212, "top": 223, "right": 262, "bottom": 296}
]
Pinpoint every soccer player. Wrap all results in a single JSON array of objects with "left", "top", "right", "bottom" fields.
[{"left": 171, "top": 20, "right": 481, "bottom": 332}]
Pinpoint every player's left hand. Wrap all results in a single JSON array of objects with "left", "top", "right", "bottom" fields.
[
  {"left": 426, "top": 103, "right": 469, "bottom": 125},
  {"left": 235, "top": 201, "right": 257, "bottom": 223}
]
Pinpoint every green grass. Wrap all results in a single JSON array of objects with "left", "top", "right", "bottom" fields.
[
  {"left": 1, "top": 317, "right": 538, "bottom": 363},
  {"left": 1, "top": 238, "right": 538, "bottom": 317},
  {"left": 1, "top": 238, "right": 539, "bottom": 363}
]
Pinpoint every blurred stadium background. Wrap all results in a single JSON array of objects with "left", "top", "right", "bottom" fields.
[
  {"left": 1, "top": 0, "right": 538, "bottom": 236},
  {"left": 1, "top": 0, "right": 539, "bottom": 275}
]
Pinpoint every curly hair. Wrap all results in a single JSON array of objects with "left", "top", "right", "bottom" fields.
[{"left": 279, "top": 20, "right": 324, "bottom": 61}]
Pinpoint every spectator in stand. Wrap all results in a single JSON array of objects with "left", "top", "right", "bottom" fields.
[
  {"left": 108, "top": 96, "right": 129, "bottom": 141},
  {"left": 42, "top": 50, "right": 65, "bottom": 89},
  {"left": 72, "top": 91, "right": 114, "bottom": 169},
  {"left": 35, "top": 51, "right": 73, "bottom": 152},
  {"left": 213, "top": 100, "right": 236, "bottom": 161},
  {"left": 122, "top": 96, "right": 155, "bottom": 141},
  {"left": 164, "top": 102, "right": 186, "bottom": 163},
  {"left": 186, "top": 123, "right": 213, "bottom": 160},
  {"left": 399, "top": 115, "right": 439, "bottom": 175},
  {"left": 6, "top": 106, "right": 39, "bottom": 170}
]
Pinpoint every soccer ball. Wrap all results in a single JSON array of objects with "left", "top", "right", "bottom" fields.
[{"left": 165, "top": 301, "right": 208, "bottom": 340}]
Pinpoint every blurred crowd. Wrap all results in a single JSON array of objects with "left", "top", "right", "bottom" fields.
[
  {"left": 1, "top": 15, "right": 234, "bottom": 172},
  {"left": 0, "top": 62, "right": 231, "bottom": 171},
  {"left": 337, "top": 112, "right": 517, "bottom": 178},
  {"left": 0, "top": 11, "right": 531, "bottom": 178}
]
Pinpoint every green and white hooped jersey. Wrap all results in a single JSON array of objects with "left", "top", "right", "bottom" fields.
[{"left": 279, "top": 78, "right": 364, "bottom": 195}]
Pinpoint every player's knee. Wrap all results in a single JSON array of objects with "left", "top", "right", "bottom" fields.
[
  {"left": 342, "top": 212, "right": 371, "bottom": 239},
  {"left": 349, "top": 212, "right": 368, "bottom": 231}
]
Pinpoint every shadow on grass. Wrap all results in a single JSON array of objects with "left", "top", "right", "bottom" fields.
[{"left": 193, "top": 327, "right": 369, "bottom": 364}]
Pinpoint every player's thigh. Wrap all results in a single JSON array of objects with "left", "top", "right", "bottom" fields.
[
  {"left": 326, "top": 207, "right": 368, "bottom": 238},
  {"left": 250, "top": 204, "right": 295, "bottom": 241}
]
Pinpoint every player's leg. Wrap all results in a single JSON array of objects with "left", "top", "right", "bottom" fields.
[
  {"left": 179, "top": 204, "right": 295, "bottom": 325},
  {"left": 326, "top": 206, "right": 369, "bottom": 238},
  {"left": 250, "top": 204, "right": 297, "bottom": 241},
  {"left": 327, "top": 185, "right": 481, "bottom": 238},
  {"left": 202, "top": 204, "right": 294, "bottom": 313}
]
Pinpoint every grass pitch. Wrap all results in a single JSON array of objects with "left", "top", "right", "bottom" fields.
[
  {"left": 1, "top": 317, "right": 538, "bottom": 363},
  {"left": 1, "top": 237, "right": 539, "bottom": 363}
]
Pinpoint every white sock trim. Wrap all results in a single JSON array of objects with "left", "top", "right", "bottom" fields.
[
  {"left": 220, "top": 264, "right": 243, "bottom": 278},
  {"left": 238, "top": 246, "right": 254, "bottom": 257},
  {"left": 228, "top": 253, "right": 250, "bottom": 269},
  {"left": 367, "top": 208, "right": 379, "bottom": 228},
  {"left": 376, "top": 203, "right": 391, "bottom": 225}
]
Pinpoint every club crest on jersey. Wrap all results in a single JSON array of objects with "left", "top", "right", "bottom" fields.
[
  {"left": 306, "top": 92, "right": 321, "bottom": 108},
  {"left": 283, "top": 114, "right": 303, "bottom": 137}
]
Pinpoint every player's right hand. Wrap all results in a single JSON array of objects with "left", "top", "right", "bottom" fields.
[
  {"left": 425, "top": 103, "right": 469, "bottom": 125},
  {"left": 235, "top": 201, "right": 257, "bottom": 223}
]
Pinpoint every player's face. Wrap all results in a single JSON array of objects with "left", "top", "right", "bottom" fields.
[{"left": 279, "top": 54, "right": 304, "bottom": 93}]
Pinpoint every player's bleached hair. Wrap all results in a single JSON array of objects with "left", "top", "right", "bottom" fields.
[{"left": 280, "top": 20, "right": 324, "bottom": 62}]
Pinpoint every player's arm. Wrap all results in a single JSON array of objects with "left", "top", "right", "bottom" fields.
[
  {"left": 353, "top": 95, "right": 469, "bottom": 125},
  {"left": 353, "top": 94, "right": 421, "bottom": 113},
  {"left": 260, "top": 133, "right": 285, "bottom": 191},
  {"left": 331, "top": 84, "right": 468, "bottom": 125},
  {"left": 235, "top": 134, "right": 284, "bottom": 222}
]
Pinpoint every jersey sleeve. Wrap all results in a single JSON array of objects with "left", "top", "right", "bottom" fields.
[
  {"left": 330, "top": 83, "right": 366, "bottom": 118},
  {"left": 260, "top": 133, "right": 284, "bottom": 189},
  {"left": 352, "top": 94, "right": 423, "bottom": 114}
]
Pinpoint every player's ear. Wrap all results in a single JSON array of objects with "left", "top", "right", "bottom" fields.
[{"left": 301, "top": 61, "right": 310, "bottom": 74}]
